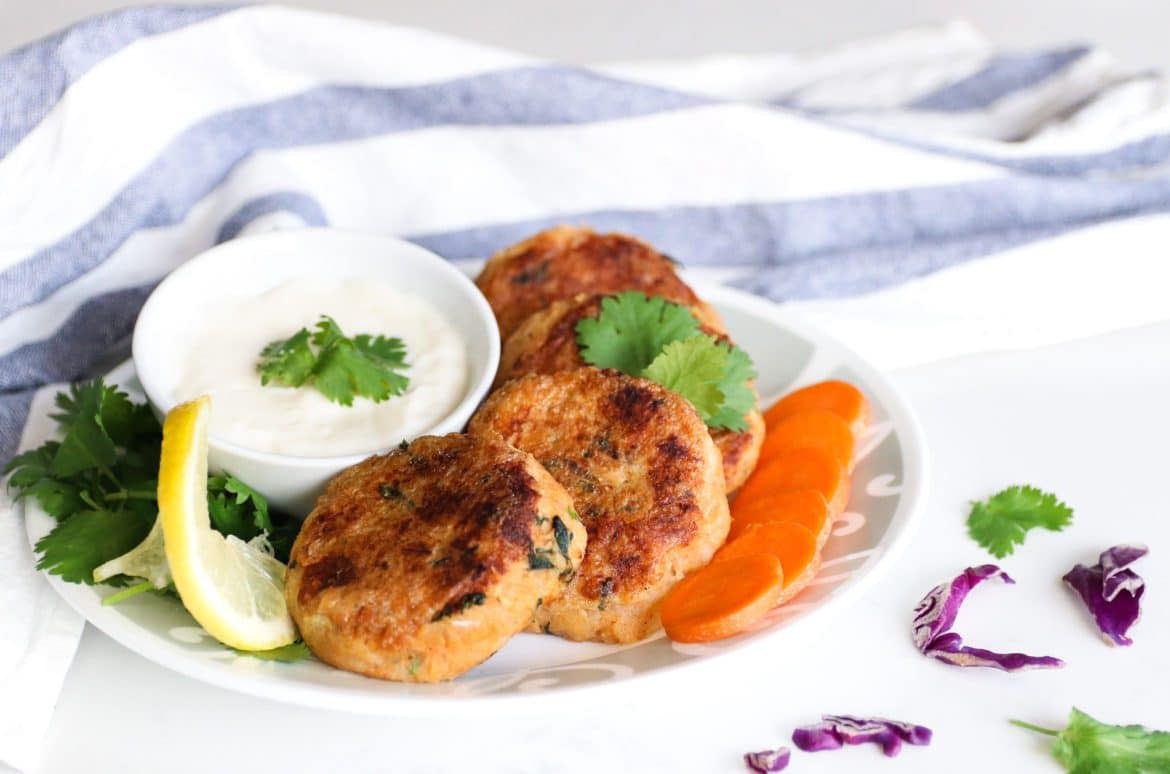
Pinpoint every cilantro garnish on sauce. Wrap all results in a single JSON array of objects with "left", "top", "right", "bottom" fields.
[
  {"left": 575, "top": 292, "right": 757, "bottom": 431},
  {"left": 967, "top": 485, "right": 1073, "bottom": 558},
  {"left": 258, "top": 315, "right": 409, "bottom": 407}
]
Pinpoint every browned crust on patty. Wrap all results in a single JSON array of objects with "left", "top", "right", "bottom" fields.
[
  {"left": 468, "top": 369, "right": 729, "bottom": 643},
  {"left": 495, "top": 293, "right": 763, "bottom": 491},
  {"left": 285, "top": 433, "right": 584, "bottom": 682},
  {"left": 475, "top": 225, "right": 724, "bottom": 339}
]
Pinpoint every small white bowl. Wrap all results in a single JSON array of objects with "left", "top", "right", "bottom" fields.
[{"left": 132, "top": 228, "right": 499, "bottom": 516}]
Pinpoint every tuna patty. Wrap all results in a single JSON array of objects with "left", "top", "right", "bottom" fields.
[
  {"left": 285, "top": 433, "right": 585, "bottom": 682},
  {"left": 469, "top": 369, "right": 729, "bottom": 643}
]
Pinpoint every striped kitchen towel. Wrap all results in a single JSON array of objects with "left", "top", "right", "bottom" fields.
[{"left": 3, "top": 6, "right": 1170, "bottom": 770}]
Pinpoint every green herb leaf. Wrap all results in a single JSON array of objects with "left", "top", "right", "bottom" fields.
[
  {"left": 49, "top": 382, "right": 118, "bottom": 476},
  {"left": 208, "top": 472, "right": 273, "bottom": 536},
  {"left": 642, "top": 336, "right": 727, "bottom": 422},
  {"left": 5, "top": 444, "right": 85, "bottom": 519},
  {"left": 257, "top": 316, "right": 410, "bottom": 406},
  {"left": 258, "top": 328, "right": 316, "bottom": 388},
  {"left": 1012, "top": 708, "right": 1170, "bottom": 773},
  {"left": 552, "top": 516, "right": 572, "bottom": 560},
  {"left": 576, "top": 292, "right": 700, "bottom": 375},
  {"left": 34, "top": 507, "right": 154, "bottom": 584},
  {"left": 967, "top": 485, "right": 1073, "bottom": 558},
  {"left": 575, "top": 293, "right": 757, "bottom": 430},
  {"left": 705, "top": 343, "right": 758, "bottom": 432},
  {"left": 432, "top": 591, "right": 487, "bottom": 621},
  {"left": 529, "top": 550, "right": 557, "bottom": 570},
  {"left": 232, "top": 640, "right": 313, "bottom": 663},
  {"left": 8, "top": 379, "right": 300, "bottom": 585},
  {"left": 265, "top": 517, "right": 302, "bottom": 566}
]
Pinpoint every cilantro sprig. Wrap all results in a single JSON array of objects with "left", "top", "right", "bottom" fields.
[
  {"left": 258, "top": 315, "right": 409, "bottom": 407},
  {"left": 967, "top": 485, "right": 1073, "bottom": 558},
  {"left": 1012, "top": 708, "right": 1170, "bottom": 773},
  {"left": 575, "top": 292, "right": 757, "bottom": 431},
  {"left": 5, "top": 380, "right": 298, "bottom": 581}
]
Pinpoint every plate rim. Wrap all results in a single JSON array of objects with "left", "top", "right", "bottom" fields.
[{"left": 23, "top": 279, "right": 929, "bottom": 714}]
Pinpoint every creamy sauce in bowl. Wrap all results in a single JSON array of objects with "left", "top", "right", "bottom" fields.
[{"left": 173, "top": 279, "right": 468, "bottom": 457}]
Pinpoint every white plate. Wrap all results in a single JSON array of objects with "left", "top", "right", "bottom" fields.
[{"left": 25, "top": 281, "right": 928, "bottom": 712}]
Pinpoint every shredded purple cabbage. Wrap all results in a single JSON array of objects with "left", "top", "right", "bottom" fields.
[
  {"left": 912, "top": 565, "right": 1064, "bottom": 671},
  {"left": 743, "top": 746, "right": 790, "bottom": 772},
  {"left": 1063, "top": 544, "right": 1148, "bottom": 647},
  {"left": 792, "top": 715, "right": 932, "bottom": 757}
]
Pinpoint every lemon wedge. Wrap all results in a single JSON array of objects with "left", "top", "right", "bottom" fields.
[
  {"left": 93, "top": 518, "right": 170, "bottom": 589},
  {"left": 159, "top": 396, "right": 296, "bottom": 651}
]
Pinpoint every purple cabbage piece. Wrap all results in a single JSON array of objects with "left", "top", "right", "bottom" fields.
[
  {"left": 743, "top": 746, "right": 790, "bottom": 772},
  {"left": 912, "top": 564, "right": 1064, "bottom": 671},
  {"left": 792, "top": 715, "right": 932, "bottom": 757},
  {"left": 1063, "top": 544, "right": 1148, "bottom": 647}
]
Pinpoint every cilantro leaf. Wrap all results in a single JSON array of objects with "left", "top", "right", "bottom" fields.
[
  {"left": 265, "top": 517, "right": 302, "bottom": 565},
  {"left": 34, "top": 507, "right": 154, "bottom": 584},
  {"left": 311, "top": 321, "right": 410, "bottom": 407},
  {"left": 1012, "top": 708, "right": 1170, "bottom": 774},
  {"left": 207, "top": 472, "right": 273, "bottom": 539},
  {"left": 6, "top": 443, "right": 85, "bottom": 519},
  {"left": 8, "top": 378, "right": 299, "bottom": 590},
  {"left": 232, "top": 640, "right": 313, "bottom": 663},
  {"left": 967, "top": 485, "right": 1073, "bottom": 558},
  {"left": 704, "top": 342, "right": 758, "bottom": 432},
  {"left": 576, "top": 292, "right": 701, "bottom": 374},
  {"left": 257, "top": 316, "right": 409, "bottom": 406},
  {"left": 643, "top": 336, "right": 727, "bottom": 421},
  {"left": 50, "top": 382, "right": 118, "bottom": 476},
  {"left": 575, "top": 293, "right": 758, "bottom": 430},
  {"left": 258, "top": 327, "right": 316, "bottom": 388}
]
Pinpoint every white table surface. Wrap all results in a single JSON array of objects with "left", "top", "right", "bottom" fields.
[{"left": 35, "top": 318, "right": 1170, "bottom": 773}]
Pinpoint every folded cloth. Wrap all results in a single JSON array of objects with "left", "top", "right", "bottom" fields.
[{"left": 3, "top": 7, "right": 1170, "bottom": 771}]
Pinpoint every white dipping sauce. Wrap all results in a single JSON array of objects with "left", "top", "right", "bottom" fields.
[{"left": 174, "top": 279, "right": 468, "bottom": 457}]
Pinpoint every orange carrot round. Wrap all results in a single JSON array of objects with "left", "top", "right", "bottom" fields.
[
  {"left": 661, "top": 554, "right": 784, "bottom": 643},
  {"left": 729, "top": 488, "right": 833, "bottom": 547},
  {"left": 714, "top": 521, "right": 821, "bottom": 605},
  {"left": 764, "top": 380, "right": 870, "bottom": 439},
  {"left": 736, "top": 447, "right": 851, "bottom": 517},
  {"left": 757, "top": 409, "right": 856, "bottom": 472}
]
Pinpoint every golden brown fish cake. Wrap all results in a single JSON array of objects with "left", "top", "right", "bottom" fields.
[
  {"left": 285, "top": 433, "right": 585, "bottom": 683},
  {"left": 475, "top": 225, "right": 724, "bottom": 340},
  {"left": 469, "top": 369, "right": 729, "bottom": 643},
  {"left": 496, "top": 293, "right": 764, "bottom": 491},
  {"left": 709, "top": 404, "right": 765, "bottom": 491}
]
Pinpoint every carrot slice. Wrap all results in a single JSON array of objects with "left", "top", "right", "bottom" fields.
[
  {"left": 764, "top": 380, "right": 870, "bottom": 439},
  {"left": 736, "top": 447, "right": 851, "bottom": 517},
  {"left": 729, "top": 488, "right": 833, "bottom": 547},
  {"left": 661, "top": 554, "right": 784, "bottom": 643},
  {"left": 757, "top": 409, "right": 856, "bottom": 472},
  {"left": 713, "top": 521, "right": 821, "bottom": 605}
]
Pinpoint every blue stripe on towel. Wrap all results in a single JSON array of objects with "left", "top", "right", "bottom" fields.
[
  {"left": 410, "top": 175, "right": 1170, "bottom": 268},
  {"left": 0, "top": 389, "right": 38, "bottom": 466},
  {"left": 909, "top": 46, "right": 1090, "bottom": 112},
  {"left": 0, "top": 66, "right": 705, "bottom": 320},
  {"left": 0, "top": 285, "right": 153, "bottom": 392},
  {"left": 10, "top": 171, "right": 1170, "bottom": 395},
  {"left": 216, "top": 192, "right": 330, "bottom": 243},
  {"left": 0, "top": 5, "right": 239, "bottom": 159}
]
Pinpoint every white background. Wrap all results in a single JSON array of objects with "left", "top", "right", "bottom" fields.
[
  {"left": 3, "top": 0, "right": 1170, "bottom": 72},
  {"left": 5, "top": 3, "right": 1170, "bottom": 773}
]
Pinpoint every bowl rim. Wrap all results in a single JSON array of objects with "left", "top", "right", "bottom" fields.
[{"left": 130, "top": 227, "right": 500, "bottom": 468}]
